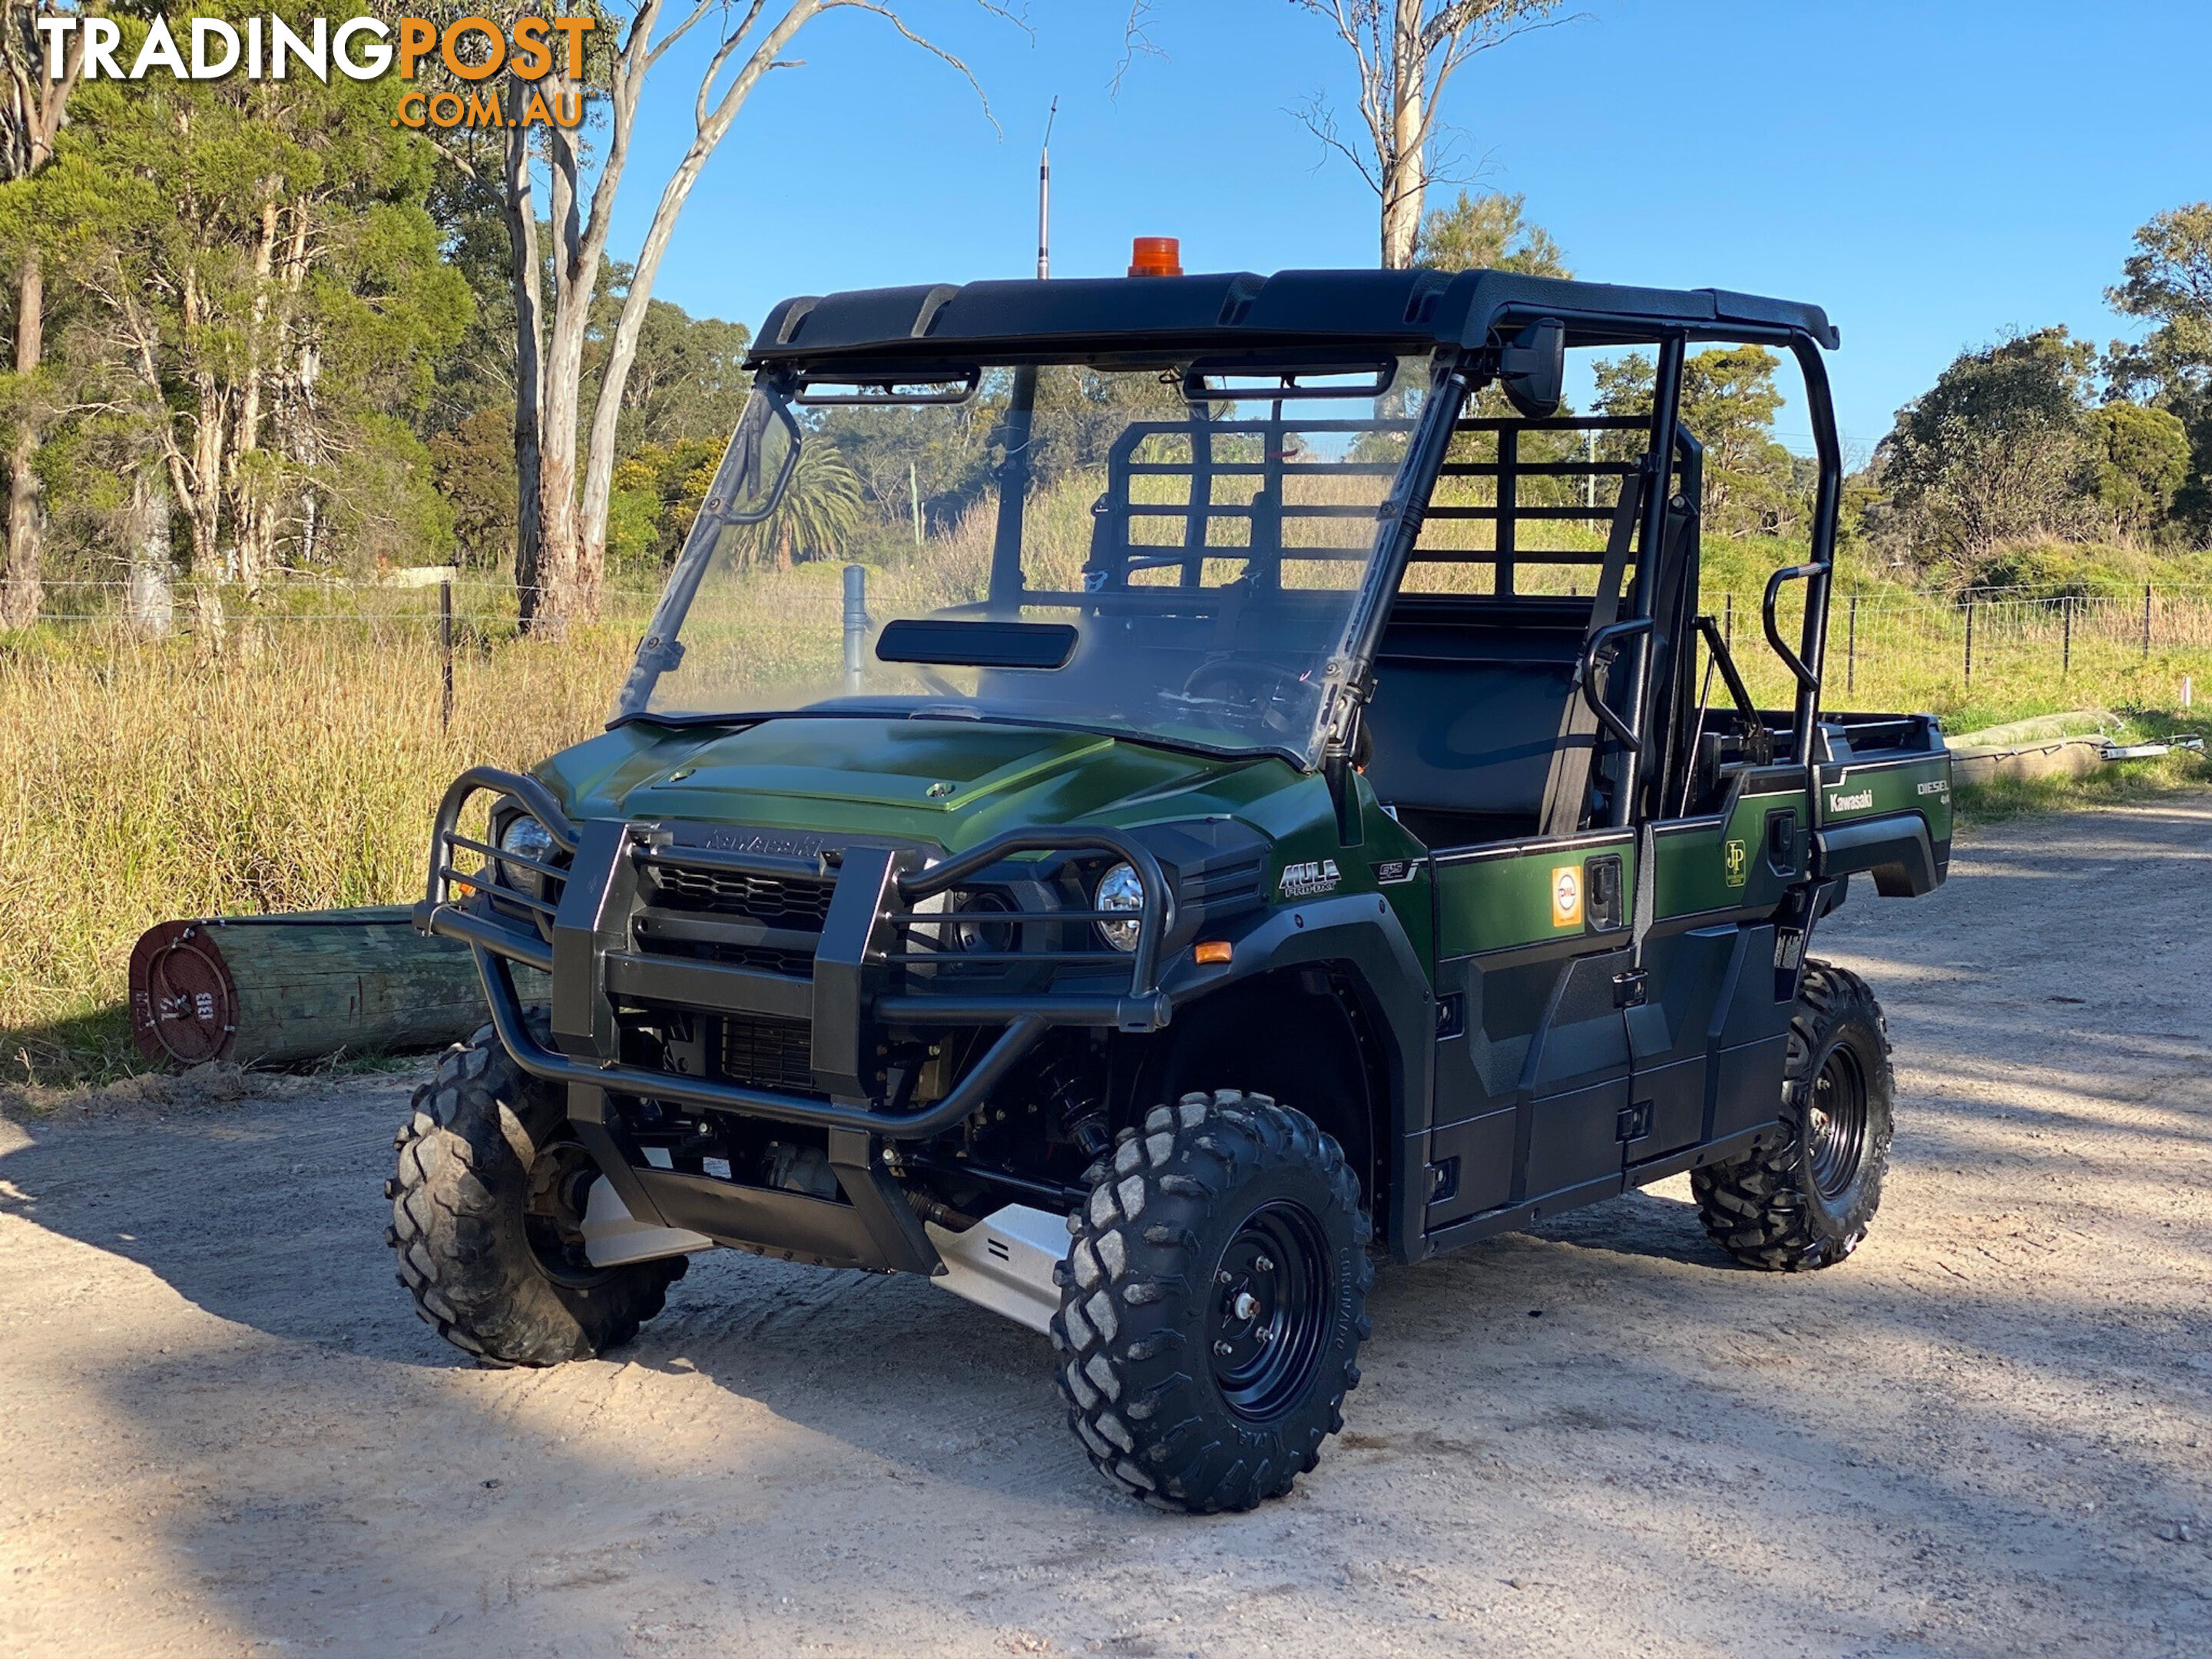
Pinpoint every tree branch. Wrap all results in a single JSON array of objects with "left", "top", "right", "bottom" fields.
[{"left": 832, "top": 0, "right": 1000, "bottom": 137}]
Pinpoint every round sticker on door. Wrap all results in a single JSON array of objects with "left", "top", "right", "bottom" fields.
[{"left": 1550, "top": 863, "right": 1583, "bottom": 929}]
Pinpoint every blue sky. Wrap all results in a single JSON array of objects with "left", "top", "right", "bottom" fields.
[{"left": 621, "top": 0, "right": 2211, "bottom": 458}]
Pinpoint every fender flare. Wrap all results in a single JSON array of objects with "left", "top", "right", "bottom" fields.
[
  {"left": 1157, "top": 892, "right": 1435, "bottom": 1261},
  {"left": 1814, "top": 810, "right": 1941, "bottom": 897}
]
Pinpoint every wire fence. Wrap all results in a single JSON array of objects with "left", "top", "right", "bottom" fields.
[
  {"left": 14, "top": 574, "right": 2212, "bottom": 725},
  {"left": 1712, "top": 584, "right": 2212, "bottom": 714}
]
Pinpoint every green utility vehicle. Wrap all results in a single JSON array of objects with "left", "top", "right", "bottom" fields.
[{"left": 392, "top": 262, "right": 1952, "bottom": 1513}]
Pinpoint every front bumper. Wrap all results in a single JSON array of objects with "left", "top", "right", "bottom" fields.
[
  {"left": 417, "top": 767, "right": 1180, "bottom": 1137},
  {"left": 416, "top": 767, "right": 1246, "bottom": 1273}
]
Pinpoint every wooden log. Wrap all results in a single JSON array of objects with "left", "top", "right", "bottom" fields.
[{"left": 128, "top": 906, "right": 548, "bottom": 1068}]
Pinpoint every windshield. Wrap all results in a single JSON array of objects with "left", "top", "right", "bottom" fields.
[{"left": 614, "top": 356, "right": 1438, "bottom": 765}]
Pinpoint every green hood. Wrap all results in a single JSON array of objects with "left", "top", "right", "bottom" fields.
[{"left": 539, "top": 717, "right": 1306, "bottom": 851}]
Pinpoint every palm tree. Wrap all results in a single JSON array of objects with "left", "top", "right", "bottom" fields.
[{"left": 739, "top": 440, "right": 864, "bottom": 570}]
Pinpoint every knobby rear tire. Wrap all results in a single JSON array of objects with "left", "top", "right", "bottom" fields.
[{"left": 1692, "top": 962, "right": 1894, "bottom": 1271}]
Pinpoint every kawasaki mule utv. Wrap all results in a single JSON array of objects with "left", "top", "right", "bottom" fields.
[{"left": 392, "top": 259, "right": 1952, "bottom": 1512}]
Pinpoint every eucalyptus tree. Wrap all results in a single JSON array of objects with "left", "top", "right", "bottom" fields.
[
  {"left": 1286, "top": 0, "right": 1573, "bottom": 269},
  {"left": 40, "top": 5, "right": 469, "bottom": 591},
  {"left": 416, "top": 0, "right": 1008, "bottom": 632},
  {"left": 0, "top": 0, "right": 85, "bottom": 628}
]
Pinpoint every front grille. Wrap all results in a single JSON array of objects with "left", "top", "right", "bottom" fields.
[
  {"left": 719, "top": 1014, "right": 820, "bottom": 1096},
  {"left": 1181, "top": 853, "right": 1267, "bottom": 906},
  {"left": 651, "top": 865, "right": 835, "bottom": 928},
  {"left": 646, "top": 936, "right": 816, "bottom": 977}
]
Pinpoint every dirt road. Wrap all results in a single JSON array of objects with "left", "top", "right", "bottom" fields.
[{"left": 5, "top": 800, "right": 2210, "bottom": 1657}]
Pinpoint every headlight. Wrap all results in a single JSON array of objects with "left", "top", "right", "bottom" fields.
[
  {"left": 498, "top": 813, "right": 558, "bottom": 899},
  {"left": 1094, "top": 861, "right": 1145, "bottom": 952}
]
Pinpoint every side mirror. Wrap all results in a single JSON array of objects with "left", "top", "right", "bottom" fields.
[
  {"left": 712, "top": 386, "right": 800, "bottom": 525},
  {"left": 1497, "top": 317, "right": 1566, "bottom": 419}
]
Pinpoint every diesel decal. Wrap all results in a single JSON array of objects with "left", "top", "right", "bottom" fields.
[
  {"left": 1828, "top": 789, "right": 1874, "bottom": 813},
  {"left": 1723, "top": 839, "right": 1748, "bottom": 887},
  {"left": 1372, "top": 859, "right": 1419, "bottom": 886},
  {"left": 1917, "top": 779, "right": 1950, "bottom": 796},
  {"left": 1279, "top": 858, "right": 1342, "bottom": 898},
  {"left": 1550, "top": 864, "right": 1583, "bottom": 928}
]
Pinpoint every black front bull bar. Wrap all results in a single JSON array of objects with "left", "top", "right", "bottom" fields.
[{"left": 414, "top": 766, "right": 1176, "bottom": 1140}]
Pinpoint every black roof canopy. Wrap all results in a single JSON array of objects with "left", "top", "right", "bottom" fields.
[{"left": 746, "top": 267, "right": 1839, "bottom": 373}]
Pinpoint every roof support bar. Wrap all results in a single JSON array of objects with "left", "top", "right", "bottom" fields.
[
  {"left": 1611, "top": 333, "right": 1686, "bottom": 830},
  {"left": 1788, "top": 334, "right": 1844, "bottom": 763}
]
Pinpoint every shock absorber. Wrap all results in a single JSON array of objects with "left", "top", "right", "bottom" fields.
[{"left": 1038, "top": 1055, "right": 1111, "bottom": 1161}]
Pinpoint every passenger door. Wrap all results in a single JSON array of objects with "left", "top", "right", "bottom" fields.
[
  {"left": 1626, "top": 770, "right": 1812, "bottom": 1169},
  {"left": 1422, "top": 832, "right": 1637, "bottom": 1234}
]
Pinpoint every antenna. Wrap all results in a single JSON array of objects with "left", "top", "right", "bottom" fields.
[{"left": 1037, "top": 96, "right": 1058, "bottom": 279}]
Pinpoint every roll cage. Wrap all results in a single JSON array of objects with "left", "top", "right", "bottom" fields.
[{"left": 743, "top": 267, "right": 1847, "bottom": 784}]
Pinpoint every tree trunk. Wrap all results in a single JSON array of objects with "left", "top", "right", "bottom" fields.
[
  {"left": 534, "top": 338, "right": 587, "bottom": 630},
  {"left": 1379, "top": 0, "right": 1426, "bottom": 269},
  {"left": 125, "top": 463, "right": 175, "bottom": 637},
  {"left": 0, "top": 250, "right": 44, "bottom": 629},
  {"left": 227, "top": 195, "right": 283, "bottom": 591},
  {"left": 502, "top": 81, "right": 546, "bottom": 611},
  {"left": 523, "top": 70, "right": 594, "bottom": 634},
  {"left": 578, "top": 0, "right": 824, "bottom": 566},
  {"left": 175, "top": 272, "right": 230, "bottom": 583},
  {"left": 575, "top": 134, "right": 727, "bottom": 565}
]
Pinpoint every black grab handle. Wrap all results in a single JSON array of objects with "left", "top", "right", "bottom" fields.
[
  {"left": 1762, "top": 563, "right": 1823, "bottom": 693},
  {"left": 1578, "top": 617, "right": 1653, "bottom": 752}
]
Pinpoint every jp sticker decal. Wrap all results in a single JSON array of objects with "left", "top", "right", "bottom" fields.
[
  {"left": 1723, "top": 839, "right": 1748, "bottom": 888},
  {"left": 1550, "top": 864, "right": 1583, "bottom": 929}
]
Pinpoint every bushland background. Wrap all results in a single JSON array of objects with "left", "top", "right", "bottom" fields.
[{"left": 2, "top": 1, "right": 2209, "bottom": 1083}]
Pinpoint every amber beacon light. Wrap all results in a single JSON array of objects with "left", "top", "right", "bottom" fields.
[{"left": 1128, "top": 237, "right": 1183, "bottom": 277}]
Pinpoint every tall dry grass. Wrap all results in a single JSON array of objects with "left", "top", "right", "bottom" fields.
[
  {"left": 6, "top": 480, "right": 2210, "bottom": 1082},
  {"left": 0, "top": 615, "right": 634, "bottom": 1078}
]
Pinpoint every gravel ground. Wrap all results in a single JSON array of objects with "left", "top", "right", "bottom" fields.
[{"left": 3, "top": 798, "right": 2210, "bottom": 1658}]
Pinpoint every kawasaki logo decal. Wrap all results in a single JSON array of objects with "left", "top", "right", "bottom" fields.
[
  {"left": 1279, "top": 858, "right": 1341, "bottom": 898},
  {"left": 1828, "top": 789, "right": 1874, "bottom": 813},
  {"left": 700, "top": 828, "right": 830, "bottom": 857}
]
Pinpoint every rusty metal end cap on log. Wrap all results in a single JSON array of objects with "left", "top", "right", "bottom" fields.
[{"left": 128, "top": 919, "right": 239, "bottom": 1067}]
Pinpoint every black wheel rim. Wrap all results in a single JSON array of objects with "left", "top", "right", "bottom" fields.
[
  {"left": 1806, "top": 1041, "right": 1869, "bottom": 1200},
  {"left": 1207, "top": 1199, "right": 1333, "bottom": 1422},
  {"left": 525, "top": 1139, "right": 612, "bottom": 1286}
]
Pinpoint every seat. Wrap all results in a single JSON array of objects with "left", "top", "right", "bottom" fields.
[{"left": 1363, "top": 596, "right": 1591, "bottom": 849}]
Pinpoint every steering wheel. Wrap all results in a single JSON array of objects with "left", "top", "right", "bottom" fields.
[{"left": 1172, "top": 654, "right": 1311, "bottom": 738}]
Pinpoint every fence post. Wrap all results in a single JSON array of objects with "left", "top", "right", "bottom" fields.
[
  {"left": 2061, "top": 594, "right": 2071, "bottom": 677},
  {"left": 2143, "top": 582, "right": 2153, "bottom": 659},
  {"left": 1723, "top": 591, "right": 1733, "bottom": 648},
  {"left": 842, "top": 564, "right": 869, "bottom": 694},
  {"left": 1963, "top": 598, "right": 1974, "bottom": 687},
  {"left": 1847, "top": 594, "right": 1857, "bottom": 695},
  {"left": 439, "top": 578, "right": 454, "bottom": 732}
]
